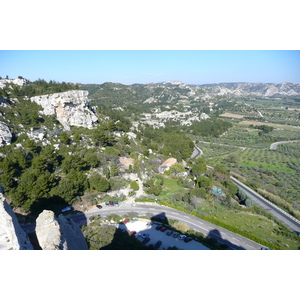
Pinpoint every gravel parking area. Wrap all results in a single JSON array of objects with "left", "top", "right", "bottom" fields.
[{"left": 121, "top": 219, "right": 210, "bottom": 250}]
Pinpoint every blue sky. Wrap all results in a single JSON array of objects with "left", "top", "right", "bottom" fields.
[{"left": 1, "top": 50, "right": 299, "bottom": 85}]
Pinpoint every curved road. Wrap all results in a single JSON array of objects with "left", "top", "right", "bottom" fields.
[
  {"left": 84, "top": 203, "right": 264, "bottom": 250},
  {"left": 20, "top": 202, "right": 264, "bottom": 249},
  {"left": 270, "top": 140, "right": 300, "bottom": 150}
]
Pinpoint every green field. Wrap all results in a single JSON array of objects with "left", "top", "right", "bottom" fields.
[{"left": 210, "top": 209, "right": 300, "bottom": 249}]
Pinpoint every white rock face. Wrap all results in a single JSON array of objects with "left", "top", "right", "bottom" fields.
[
  {"left": 0, "top": 194, "right": 33, "bottom": 250},
  {"left": 36, "top": 210, "right": 88, "bottom": 250},
  {"left": 30, "top": 90, "right": 98, "bottom": 130},
  {"left": 35, "top": 210, "right": 62, "bottom": 250},
  {"left": 0, "top": 122, "right": 12, "bottom": 147},
  {"left": 0, "top": 78, "right": 27, "bottom": 89},
  {"left": 57, "top": 214, "right": 88, "bottom": 250}
]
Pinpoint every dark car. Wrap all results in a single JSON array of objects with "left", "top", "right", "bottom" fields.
[
  {"left": 143, "top": 237, "right": 150, "bottom": 244},
  {"left": 105, "top": 202, "right": 109, "bottom": 207},
  {"left": 156, "top": 225, "right": 163, "bottom": 230},
  {"left": 109, "top": 201, "right": 114, "bottom": 206},
  {"left": 166, "top": 230, "right": 173, "bottom": 236},
  {"left": 114, "top": 200, "right": 119, "bottom": 206},
  {"left": 160, "top": 227, "right": 167, "bottom": 232},
  {"left": 184, "top": 237, "right": 192, "bottom": 243},
  {"left": 172, "top": 232, "right": 179, "bottom": 238},
  {"left": 96, "top": 205, "right": 102, "bottom": 209},
  {"left": 261, "top": 247, "right": 270, "bottom": 250},
  {"left": 155, "top": 240, "right": 162, "bottom": 249}
]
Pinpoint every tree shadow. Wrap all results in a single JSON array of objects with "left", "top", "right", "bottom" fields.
[{"left": 95, "top": 212, "right": 184, "bottom": 250}]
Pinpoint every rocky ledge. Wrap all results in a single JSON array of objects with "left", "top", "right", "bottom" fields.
[
  {"left": 0, "top": 121, "right": 12, "bottom": 147},
  {"left": 30, "top": 90, "right": 98, "bottom": 130}
]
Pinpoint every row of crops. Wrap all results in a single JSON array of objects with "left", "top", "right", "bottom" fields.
[{"left": 207, "top": 146, "right": 300, "bottom": 213}]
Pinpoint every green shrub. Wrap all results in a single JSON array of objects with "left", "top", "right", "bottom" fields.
[{"left": 130, "top": 180, "right": 139, "bottom": 190}]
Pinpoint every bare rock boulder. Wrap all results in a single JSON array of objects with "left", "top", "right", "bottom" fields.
[{"left": 36, "top": 210, "right": 88, "bottom": 250}]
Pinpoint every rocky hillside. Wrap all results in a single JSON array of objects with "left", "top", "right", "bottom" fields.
[
  {"left": 199, "top": 82, "right": 300, "bottom": 98},
  {"left": 82, "top": 81, "right": 300, "bottom": 106},
  {"left": 0, "top": 80, "right": 99, "bottom": 146},
  {"left": 30, "top": 90, "right": 98, "bottom": 130}
]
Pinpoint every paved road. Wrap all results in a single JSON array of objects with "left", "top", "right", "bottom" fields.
[
  {"left": 230, "top": 177, "right": 300, "bottom": 232},
  {"left": 20, "top": 202, "right": 264, "bottom": 249},
  {"left": 83, "top": 203, "right": 264, "bottom": 250},
  {"left": 270, "top": 140, "right": 300, "bottom": 150},
  {"left": 191, "top": 145, "right": 202, "bottom": 158}
]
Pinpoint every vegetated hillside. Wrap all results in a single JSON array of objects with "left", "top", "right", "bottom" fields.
[{"left": 1, "top": 78, "right": 300, "bottom": 250}]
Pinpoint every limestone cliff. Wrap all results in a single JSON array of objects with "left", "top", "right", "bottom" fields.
[
  {"left": 0, "top": 194, "right": 33, "bottom": 250},
  {"left": 30, "top": 90, "right": 98, "bottom": 130},
  {"left": 36, "top": 210, "right": 88, "bottom": 250},
  {"left": 0, "top": 121, "right": 12, "bottom": 147}
]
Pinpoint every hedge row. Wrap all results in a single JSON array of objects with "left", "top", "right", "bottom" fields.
[
  {"left": 159, "top": 201, "right": 281, "bottom": 250},
  {"left": 135, "top": 199, "right": 156, "bottom": 203}
]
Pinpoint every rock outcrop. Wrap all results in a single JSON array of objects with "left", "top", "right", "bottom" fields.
[
  {"left": 0, "top": 122, "right": 12, "bottom": 147},
  {"left": 30, "top": 90, "right": 98, "bottom": 130},
  {"left": 0, "top": 194, "right": 33, "bottom": 250},
  {"left": 0, "top": 78, "right": 27, "bottom": 89},
  {"left": 35, "top": 210, "right": 88, "bottom": 250}
]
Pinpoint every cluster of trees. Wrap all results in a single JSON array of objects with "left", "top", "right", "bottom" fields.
[
  {"left": 0, "top": 78, "right": 79, "bottom": 100},
  {"left": 141, "top": 125, "right": 194, "bottom": 160},
  {"left": 250, "top": 124, "right": 274, "bottom": 134},
  {"left": 190, "top": 118, "right": 233, "bottom": 137},
  {"left": 0, "top": 135, "right": 116, "bottom": 212},
  {"left": 144, "top": 175, "right": 164, "bottom": 196}
]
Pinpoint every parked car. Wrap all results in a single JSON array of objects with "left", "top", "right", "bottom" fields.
[
  {"left": 96, "top": 205, "right": 102, "bottom": 209},
  {"left": 166, "top": 230, "right": 173, "bottom": 236},
  {"left": 114, "top": 200, "right": 119, "bottom": 206},
  {"left": 134, "top": 233, "right": 141, "bottom": 238},
  {"left": 105, "top": 202, "right": 109, "bottom": 207},
  {"left": 122, "top": 218, "right": 130, "bottom": 224},
  {"left": 294, "top": 231, "right": 300, "bottom": 236},
  {"left": 178, "top": 235, "right": 186, "bottom": 240},
  {"left": 167, "top": 245, "right": 176, "bottom": 250},
  {"left": 160, "top": 227, "right": 167, "bottom": 232},
  {"left": 143, "top": 237, "right": 150, "bottom": 244},
  {"left": 184, "top": 237, "right": 192, "bottom": 243},
  {"left": 141, "top": 233, "right": 150, "bottom": 239},
  {"left": 172, "top": 232, "right": 179, "bottom": 238},
  {"left": 261, "top": 247, "right": 270, "bottom": 250},
  {"left": 130, "top": 231, "right": 136, "bottom": 235},
  {"left": 155, "top": 240, "right": 162, "bottom": 249},
  {"left": 146, "top": 222, "right": 153, "bottom": 226},
  {"left": 130, "top": 217, "right": 138, "bottom": 223},
  {"left": 109, "top": 201, "right": 114, "bottom": 206},
  {"left": 156, "top": 225, "right": 163, "bottom": 230}
]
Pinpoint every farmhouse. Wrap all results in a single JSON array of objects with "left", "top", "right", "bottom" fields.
[{"left": 158, "top": 158, "right": 177, "bottom": 174}]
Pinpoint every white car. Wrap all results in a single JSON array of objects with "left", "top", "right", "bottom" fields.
[
  {"left": 178, "top": 235, "right": 186, "bottom": 240},
  {"left": 141, "top": 233, "right": 150, "bottom": 239}
]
